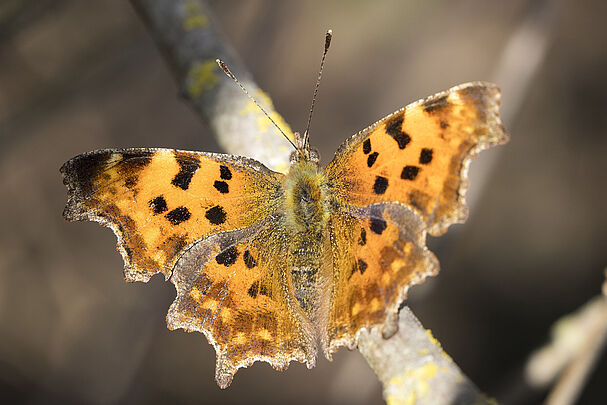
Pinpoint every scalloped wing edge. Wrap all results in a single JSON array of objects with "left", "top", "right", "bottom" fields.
[
  {"left": 60, "top": 147, "right": 279, "bottom": 283},
  {"left": 165, "top": 220, "right": 317, "bottom": 389},
  {"left": 329, "top": 82, "right": 509, "bottom": 237},
  {"left": 324, "top": 202, "right": 440, "bottom": 357}
]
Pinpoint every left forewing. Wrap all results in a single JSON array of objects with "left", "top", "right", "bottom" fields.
[{"left": 61, "top": 148, "right": 283, "bottom": 282}]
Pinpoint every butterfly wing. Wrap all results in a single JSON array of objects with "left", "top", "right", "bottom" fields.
[
  {"left": 325, "top": 204, "right": 439, "bottom": 352},
  {"left": 324, "top": 82, "right": 508, "bottom": 350},
  {"left": 326, "top": 82, "right": 508, "bottom": 236},
  {"left": 61, "top": 148, "right": 283, "bottom": 282},
  {"left": 62, "top": 148, "right": 316, "bottom": 386},
  {"left": 167, "top": 217, "right": 316, "bottom": 388}
]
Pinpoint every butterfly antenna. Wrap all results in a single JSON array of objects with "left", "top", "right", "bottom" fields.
[
  {"left": 216, "top": 59, "right": 298, "bottom": 151},
  {"left": 302, "top": 29, "right": 332, "bottom": 150}
]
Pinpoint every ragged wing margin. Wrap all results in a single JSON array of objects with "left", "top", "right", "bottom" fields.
[
  {"left": 60, "top": 147, "right": 280, "bottom": 282},
  {"left": 324, "top": 202, "right": 439, "bottom": 355},
  {"left": 167, "top": 217, "right": 317, "bottom": 388},
  {"left": 330, "top": 82, "right": 509, "bottom": 236}
]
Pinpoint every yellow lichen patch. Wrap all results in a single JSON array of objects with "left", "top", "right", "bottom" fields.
[
  {"left": 381, "top": 272, "right": 391, "bottom": 286},
  {"left": 425, "top": 329, "right": 440, "bottom": 347},
  {"left": 258, "top": 329, "right": 273, "bottom": 340},
  {"left": 406, "top": 363, "right": 438, "bottom": 396},
  {"left": 189, "top": 287, "right": 202, "bottom": 302},
  {"left": 183, "top": 0, "right": 208, "bottom": 30},
  {"left": 186, "top": 59, "right": 219, "bottom": 98},
  {"left": 240, "top": 89, "right": 295, "bottom": 141},
  {"left": 385, "top": 363, "right": 439, "bottom": 405},
  {"left": 425, "top": 329, "right": 454, "bottom": 361}
]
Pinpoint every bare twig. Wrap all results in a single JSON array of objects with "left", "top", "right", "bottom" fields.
[
  {"left": 130, "top": 1, "right": 485, "bottom": 403},
  {"left": 525, "top": 270, "right": 607, "bottom": 405},
  {"left": 359, "top": 307, "right": 493, "bottom": 405},
  {"left": 131, "top": 0, "right": 295, "bottom": 173}
]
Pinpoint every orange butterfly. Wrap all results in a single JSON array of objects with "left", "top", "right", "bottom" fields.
[{"left": 61, "top": 32, "right": 507, "bottom": 388}]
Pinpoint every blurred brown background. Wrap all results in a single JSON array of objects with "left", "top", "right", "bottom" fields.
[{"left": 1, "top": 0, "right": 605, "bottom": 404}]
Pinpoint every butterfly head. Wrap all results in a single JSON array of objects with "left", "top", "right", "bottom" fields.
[{"left": 291, "top": 131, "right": 320, "bottom": 165}]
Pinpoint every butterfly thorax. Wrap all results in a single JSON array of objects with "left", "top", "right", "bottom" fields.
[
  {"left": 283, "top": 159, "right": 330, "bottom": 317},
  {"left": 283, "top": 159, "right": 329, "bottom": 234}
]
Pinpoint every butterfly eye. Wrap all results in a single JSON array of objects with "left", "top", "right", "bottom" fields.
[
  {"left": 309, "top": 149, "right": 320, "bottom": 163},
  {"left": 289, "top": 151, "right": 299, "bottom": 164}
]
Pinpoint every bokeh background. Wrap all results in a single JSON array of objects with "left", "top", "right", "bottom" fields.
[{"left": 1, "top": 0, "right": 606, "bottom": 404}]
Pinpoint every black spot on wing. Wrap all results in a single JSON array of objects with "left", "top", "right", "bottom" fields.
[
  {"left": 117, "top": 152, "right": 153, "bottom": 176},
  {"left": 357, "top": 259, "right": 368, "bottom": 275},
  {"left": 219, "top": 165, "right": 232, "bottom": 180},
  {"left": 149, "top": 196, "right": 168, "bottom": 214},
  {"left": 401, "top": 165, "right": 420, "bottom": 180},
  {"left": 243, "top": 250, "right": 257, "bottom": 268},
  {"left": 62, "top": 151, "right": 112, "bottom": 194},
  {"left": 166, "top": 207, "right": 191, "bottom": 225},
  {"left": 172, "top": 158, "right": 200, "bottom": 190},
  {"left": 214, "top": 180, "right": 229, "bottom": 193},
  {"left": 373, "top": 176, "right": 388, "bottom": 194},
  {"left": 248, "top": 283, "right": 259, "bottom": 298},
  {"left": 248, "top": 281, "right": 271, "bottom": 298},
  {"left": 370, "top": 217, "right": 387, "bottom": 235},
  {"left": 423, "top": 95, "right": 450, "bottom": 113},
  {"left": 408, "top": 191, "right": 430, "bottom": 213},
  {"left": 124, "top": 177, "right": 137, "bottom": 190},
  {"left": 367, "top": 152, "right": 379, "bottom": 167},
  {"left": 385, "top": 113, "right": 411, "bottom": 149},
  {"left": 358, "top": 228, "right": 367, "bottom": 246},
  {"left": 419, "top": 148, "right": 433, "bottom": 164},
  {"left": 362, "top": 139, "right": 372, "bottom": 154},
  {"left": 216, "top": 246, "right": 238, "bottom": 267},
  {"left": 350, "top": 258, "right": 369, "bottom": 278},
  {"left": 385, "top": 113, "right": 403, "bottom": 135},
  {"left": 205, "top": 205, "right": 226, "bottom": 225}
]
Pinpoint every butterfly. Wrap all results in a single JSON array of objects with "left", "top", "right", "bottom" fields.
[{"left": 61, "top": 33, "right": 508, "bottom": 388}]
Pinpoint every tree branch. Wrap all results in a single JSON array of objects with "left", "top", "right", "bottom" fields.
[
  {"left": 526, "top": 270, "right": 607, "bottom": 405},
  {"left": 131, "top": 0, "right": 295, "bottom": 173}
]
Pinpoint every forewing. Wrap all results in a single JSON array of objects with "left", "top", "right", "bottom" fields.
[
  {"left": 326, "top": 82, "right": 508, "bottom": 236},
  {"left": 61, "top": 148, "right": 283, "bottom": 282},
  {"left": 167, "top": 218, "right": 316, "bottom": 388},
  {"left": 326, "top": 204, "right": 438, "bottom": 353}
]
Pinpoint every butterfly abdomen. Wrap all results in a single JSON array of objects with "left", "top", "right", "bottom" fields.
[{"left": 289, "top": 233, "right": 324, "bottom": 317}]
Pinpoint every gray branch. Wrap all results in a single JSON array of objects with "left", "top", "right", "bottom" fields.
[{"left": 131, "top": 0, "right": 295, "bottom": 172}]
